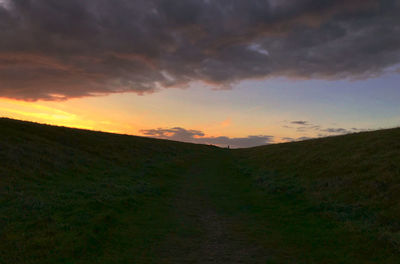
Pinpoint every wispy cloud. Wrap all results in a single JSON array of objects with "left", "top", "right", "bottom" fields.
[
  {"left": 140, "top": 127, "right": 274, "bottom": 148},
  {"left": 284, "top": 120, "right": 370, "bottom": 139},
  {"left": 320, "top": 128, "right": 350, "bottom": 134},
  {"left": 291, "top": 121, "right": 309, "bottom": 125}
]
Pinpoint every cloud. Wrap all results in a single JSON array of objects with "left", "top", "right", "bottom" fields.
[
  {"left": 0, "top": 0, "right": 399, "bottom": 100},
  {"left": 291, "top": 120, "right": 309, "bottom": 125},
  {"left": 289, "top": 120, "right": 322, "bottom": 132},
  {"left": 141, "top": 127, "right": 205, "bottom": 142},
  {"left": 281, "top": 136, "right": 313, "bottom": 143},
  {"left": 285, "top": 120, "right": 371, "bottom": 136},
  {"left": 320, "top": 127, "right": 350, "bottom": 134},
  {"left": 281, "top": 137, "right": 295, "bottom": 142},
  {"left": 297, "top": 136, "right": 313, "bottom": 141},
  {"left": 140, "top": 127, "right": 274, "bottom": 148}
]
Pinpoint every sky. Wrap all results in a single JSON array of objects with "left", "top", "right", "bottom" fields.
[{"left": 0, "top": 0, "right": 399, "bottom": 148}]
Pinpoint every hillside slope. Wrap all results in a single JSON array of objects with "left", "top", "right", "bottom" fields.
[
  {"left": 0, "top": 118, "right": 214, "bottom": 263},
  {"left": 234, "top": 128, "right": 400, "bottom": 254},
  {"left": 1, "top": 118, "right": 399, "bottom": 263}
]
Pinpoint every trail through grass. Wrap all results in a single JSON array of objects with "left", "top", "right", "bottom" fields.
[
  {"left": 1, "top": 118, "right": 400, "bottom": 263},
  {"left": 154, "top": 151, "right": 399, "bottom": 263}
]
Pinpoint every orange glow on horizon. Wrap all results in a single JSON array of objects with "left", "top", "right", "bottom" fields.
[
  {"left": 0, "top": 98, "right": 125, "bottom": 133},
  {"left": 0, "top": 90, "right": 314, "bottom": 145}
]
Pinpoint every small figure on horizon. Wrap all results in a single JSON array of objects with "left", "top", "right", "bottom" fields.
[{"left": 227, "top": 145, "right": 230, "bottom": 149}]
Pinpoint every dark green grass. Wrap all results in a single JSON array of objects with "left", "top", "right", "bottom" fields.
[
  {"left": 234, "top": 128, "right": 400, "bottom": 254},
  {"left": 1, "top": 117, "right": 400, "bottom": 263},
  {"left": 0, "top": 118, "right": 213, "bottom": 263}
]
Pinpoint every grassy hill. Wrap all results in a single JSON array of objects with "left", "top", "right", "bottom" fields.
[
  {"left": 1, "top": 117, "right": 399, "bottom": 263},
  {"left": 233, "top": 128, "right": 400, "bottom": 262}
]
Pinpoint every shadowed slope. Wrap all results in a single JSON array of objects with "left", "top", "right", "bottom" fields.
[
  {"left": 1, "top": 118, "right": 399, "bottom": 263},
  {"left": 234, "top": 127, "right": 400, "bottom": 253},
  {"left": 0, "top": 118, "right": 214, "bottom": 263}
]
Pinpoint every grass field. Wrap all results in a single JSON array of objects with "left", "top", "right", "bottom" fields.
[{"left": 1, "top": 117, "right": 399, "bottom": 263}]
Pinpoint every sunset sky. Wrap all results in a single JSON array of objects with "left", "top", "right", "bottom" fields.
[{"left": 1, "top": 0, "right": 399, "bottom": 148}]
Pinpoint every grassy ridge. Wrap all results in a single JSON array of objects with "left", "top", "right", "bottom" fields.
[
  {"left": 234, "top": 128, "right": 400, "bottom": 252},
  {"left": 1, "top": 117, "right": 400, "bottom": 263},
  {"left": 0, "top": 118, "right": 214, "bottom": 263}
]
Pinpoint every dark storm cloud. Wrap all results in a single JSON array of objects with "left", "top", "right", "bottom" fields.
[
  {"left": 1, "top": 0, "right": 399, "bottom": 100},
  {"left": 141, "top": 127, "right": 274, "bottom": 148}
]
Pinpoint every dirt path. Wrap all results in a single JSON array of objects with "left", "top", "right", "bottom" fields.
[{"left": 157, "top": 152, "right": 271, "bottom": 263}]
